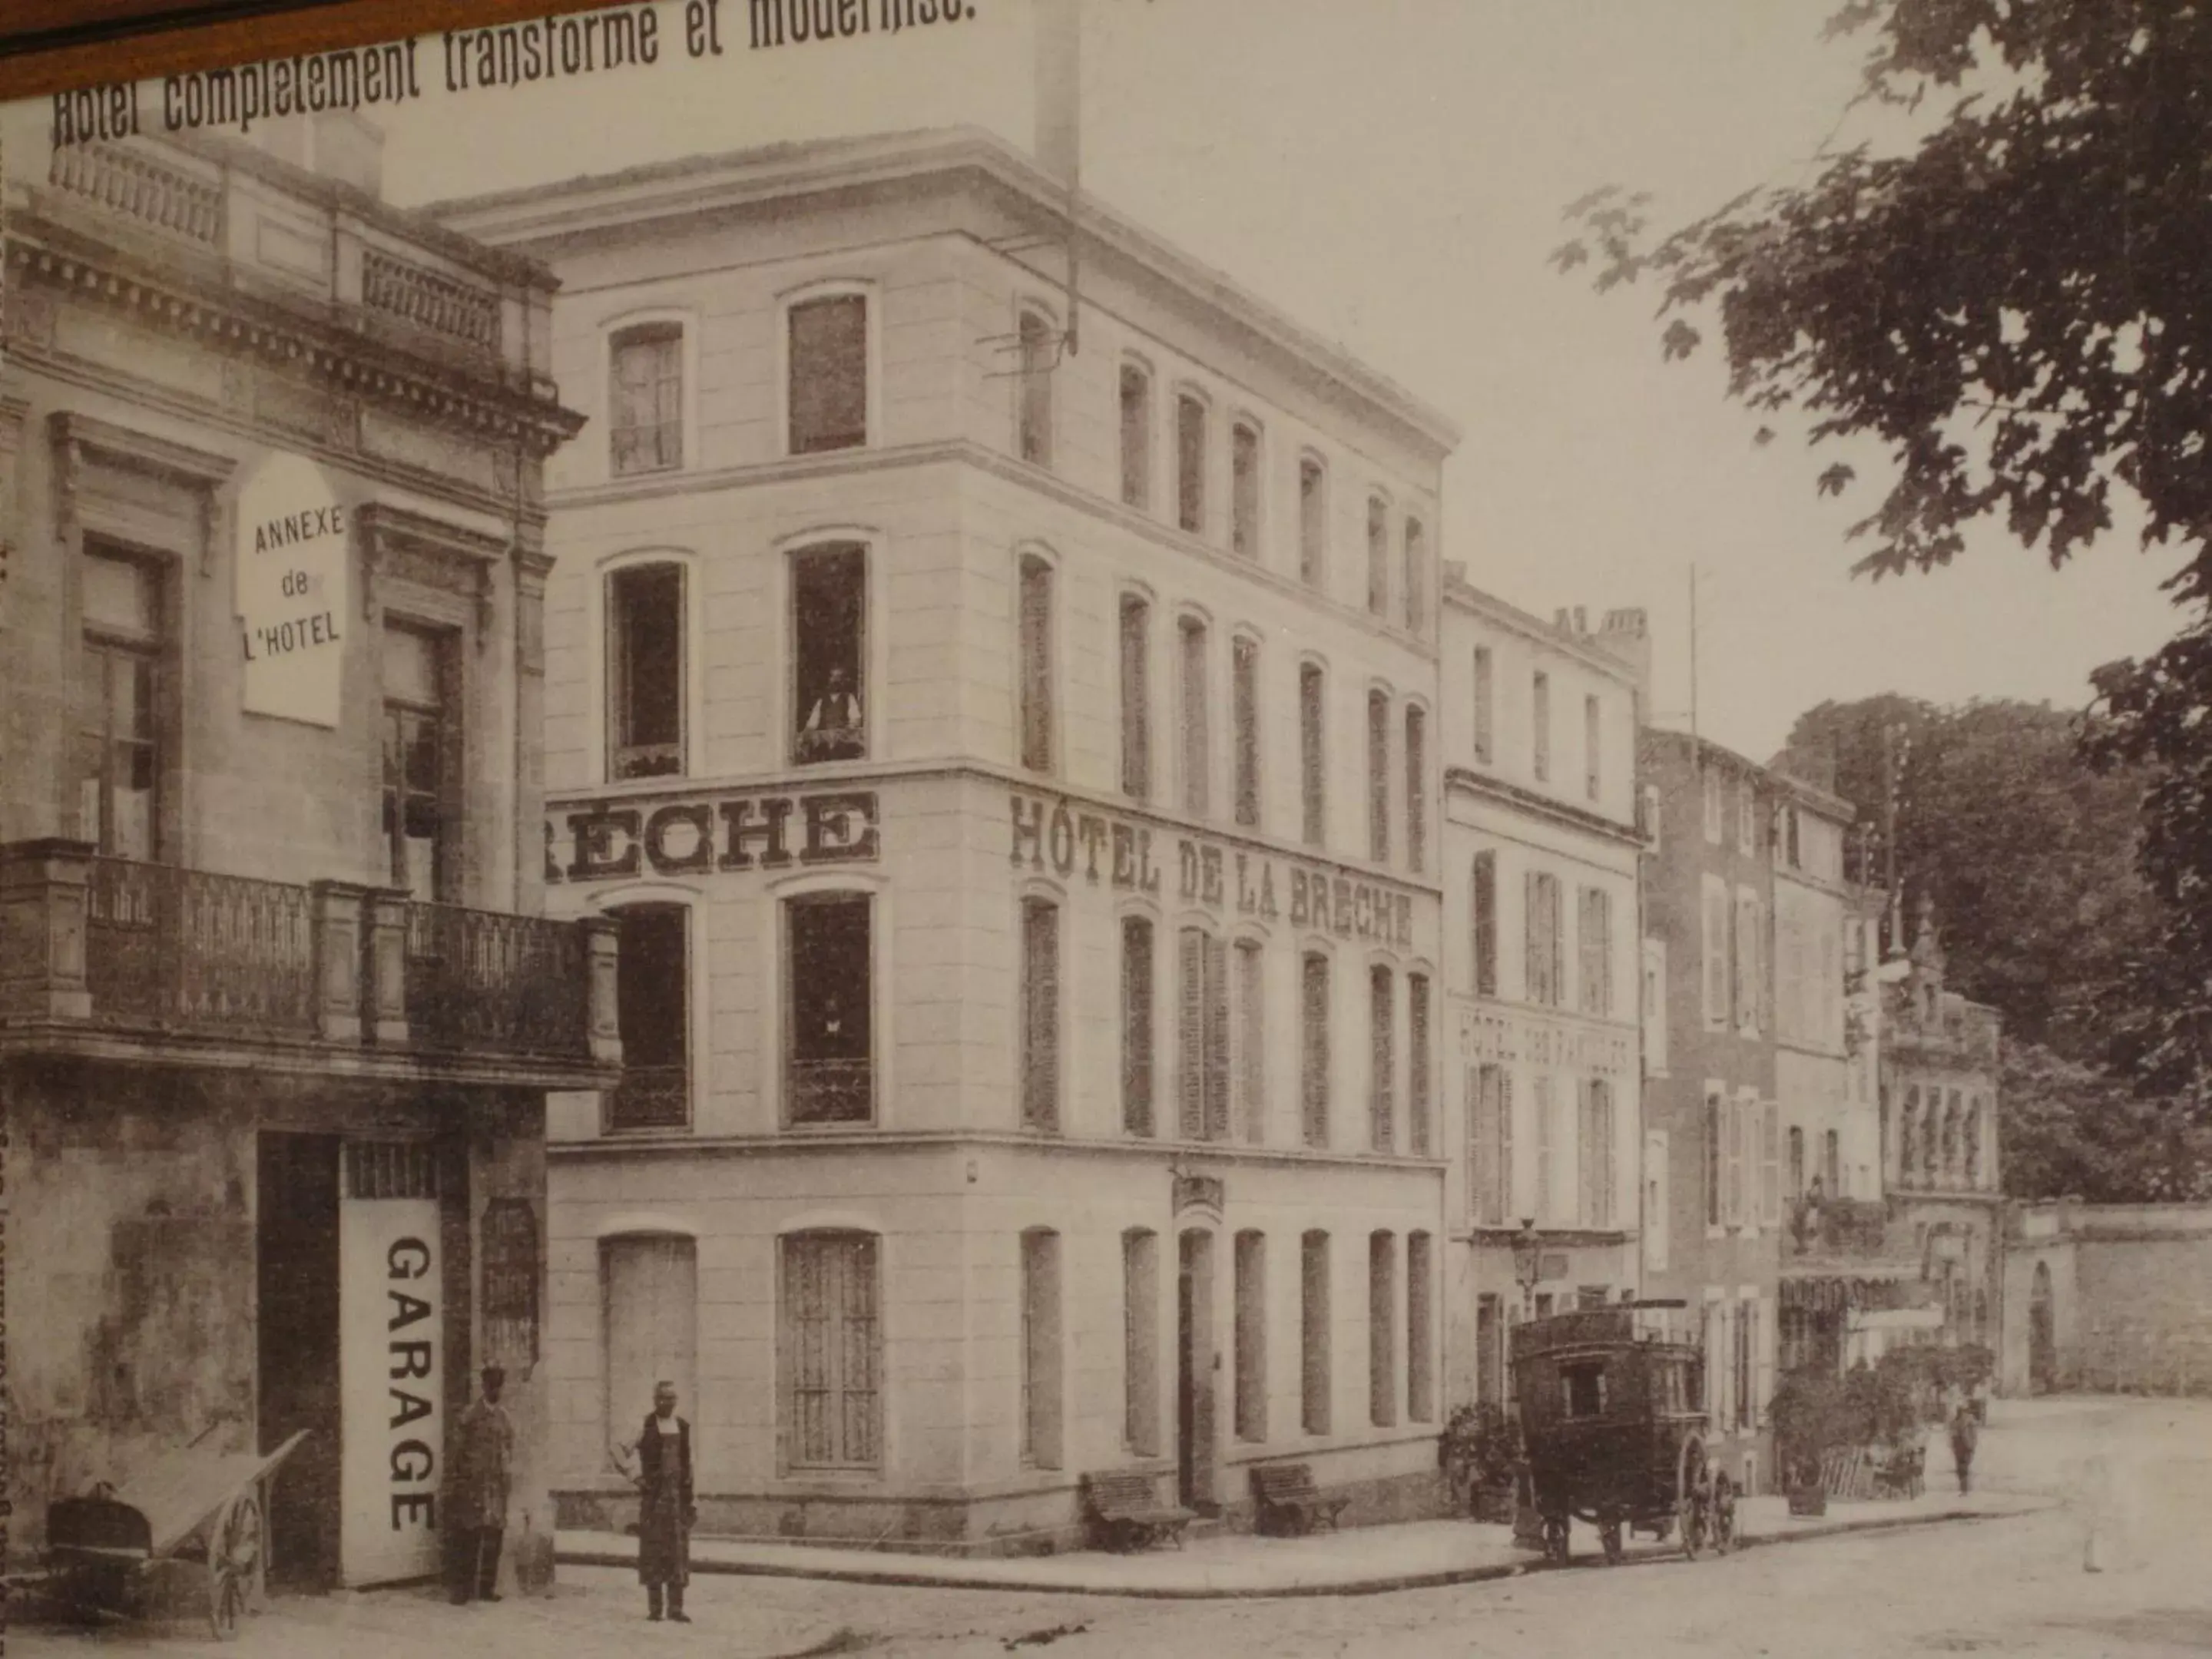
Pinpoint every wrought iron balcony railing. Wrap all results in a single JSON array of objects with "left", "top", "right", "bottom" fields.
[
  {"left": 0, "top": 840, "right": 618, "bottom": 1075},
  {"left": 787, "top": 1057, "right": 874, "bottom": 1124}
]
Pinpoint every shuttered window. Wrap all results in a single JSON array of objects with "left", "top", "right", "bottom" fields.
[
  {"left": 1300, "top": 664, "right": 1326, "bottom": 846},
  {"left": 1021, "top": 899, "right": 1061, "bottom": 1130},
  {"left": 780, "top": 1231, "right": 880, "bottom": 1470},
  {"left": 1404, "top": 705, "right": 1427, "bottom": 873},
  {"left": 1120, "top": 364, "right": 1151, "bottom": 508},
  {"left": 1121, "top": 917, "right": 1154, "bottom": 1136},
  {"left": 1123, "top": 1229, "right": 1160, "bottom": 1453},
  {"left": 1760, "top": 1099, "right": 1782, "bottom": 1227},
  {"left": 1301, "top": 1231, "right": 1332, "bottom": 1435},
  {"left": 1472, "top": 851, "right": 1498, "bottom": 998},
  {"left": 1018, "top": 555, "right": 1054, "bottom": 773},
  {"left": 603, "top": 1233, "right": 696, "bottom": 1455},
  {"left": 1235, "top": 939, "right": 1265, "bottom": 1143},
  {"left": 1408, "top": 972, "right": 1432, "bottom": 1158},
  {"left": 1233, "top": 1230, "right": 1267, "bottom": 1442},
  {"left": 1299, "top": 458, "right": 1326, "bottom": 587},
  {"left": 1301, "top": 952, "right": 1331, "bottom": 1147},
  {"left": 1118, "top": 594, "right": 1150, "bottom": 800},
  {"left": 1232, "top": 637, "right": 1260, "bottom": 829},
  {"left": 1369, "top": 965, "right": 1395, "bottom": 1153},
  {"left": 1369, "top": 1232, "right": 1397, "bottom": 1427},
  {"left": 1472, "top": 1062, "right": 1510, "bottom": 1225},
  {"left": 1367, "top": 691, "right": 1390, "bottom": 863},
  {"left": 787, "top": 295, "right": 867, "bottom": 454},
  {"left": 1579, "top": 888, "right": 1612, "bottom": 1017},
  {"left": 1406, "top": 1231, "right": 1434, "bottom": 1423},
  {"left": 1366, "top": 496, "right": 1389, "bottom": 616},
  {"left": 1020, "top": 1229, "right": 1063, "bottom": 1467},
  {"left": 1180, "top": 617, "right": 1210, "bottom": 816},
  {"left": 1534, "top": 1075, "right": 1555, "bottom": 1224},
  {"left": 1178, "top": 928, "right": 1229, "bottom": 1141}
]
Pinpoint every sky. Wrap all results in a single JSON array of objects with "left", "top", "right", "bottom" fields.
[{"left": 374, "top": 0, "right": 2190, "bottom": 762}]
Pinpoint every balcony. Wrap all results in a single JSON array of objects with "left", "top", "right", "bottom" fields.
[
  {"left": 0, "top": 841, "right": 619, "bottom": 1087},
  {"left": 787, "top": 1057, "right": 874, "bottom": 1125},
  {"left": 1784, "top": 1197, "right": 1922, "bottom": 1277}
]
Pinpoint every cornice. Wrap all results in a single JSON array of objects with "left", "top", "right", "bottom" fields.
[
  {"left": 1443, "top": 764, "right": 1644, "bottom": 849},
  {"left": 6, "top": 212, "right": 584, "bottom": 456},
  {"left": 550, "top": 1124, "right": 1449, "bottom": 1173}
]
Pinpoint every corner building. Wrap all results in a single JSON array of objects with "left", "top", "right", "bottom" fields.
[
  {"left": 1, "top": 114, "right": 613, "bottom": 1588},
  {"left": 439, "top": 130, "right": 1460, "bottom": 1552}
]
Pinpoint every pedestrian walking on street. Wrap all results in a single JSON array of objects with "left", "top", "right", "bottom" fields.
[
  {"left": 1948, "top": 1399, "right": 1979, "bottom": 1495},
  {"left": 450, "top": 1366, "right": 515, "bottom": 1604},
  {"left": 635, "top": 1381, "right": 694, "bottom": 1623}
]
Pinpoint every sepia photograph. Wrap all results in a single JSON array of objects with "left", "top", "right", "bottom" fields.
[{"left": 2, "top": 2, "right": 2210, "bottom": 1654}]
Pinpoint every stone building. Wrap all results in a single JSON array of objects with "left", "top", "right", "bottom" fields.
[
  {"left": 1435, "top": 590, "right": 1644, "bottom": 1416},
  {"left": 0, "top": 113, "right": 615, "bottom": 1589},
  {"left": 2005, "top": 1200, "right": 2212, "bottom": 1398},
  {"left": 1636, "top": 729, "right": 1786, "bottom": 1497},
  {"left": 435, "top": 127, "right": 1459, "bottom": 1553}
]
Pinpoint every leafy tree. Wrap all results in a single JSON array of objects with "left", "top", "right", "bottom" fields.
[
  {"left": 2001, "top": 1037, "right": 2212, "bottom": 1203},
  {"left": 1785, "top": 696, "right": 2157, "bottom": 1062},
  {"left": 1555, "top": 0, "right": 2212, "bottom": 1082}
]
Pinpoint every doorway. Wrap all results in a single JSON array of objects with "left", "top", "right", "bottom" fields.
[
  {"left": 1175, "top": 1230, "right": 1217, "bottom": 1512},
  {"left": 2029, "top": 1261, "right": 2056, "bottom": 1394},
  {"left": 257, "top": 1134, "right": 342, "bottom": 1591}
]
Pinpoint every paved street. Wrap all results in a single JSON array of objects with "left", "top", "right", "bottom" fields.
[{"left": 16, "top": 1397, "right": 2212, "bottom": 1659}]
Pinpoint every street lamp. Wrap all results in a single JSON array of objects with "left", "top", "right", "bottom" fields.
[{"left": 1512, "top": 1217, "right": 1541, "bottom": 1316}]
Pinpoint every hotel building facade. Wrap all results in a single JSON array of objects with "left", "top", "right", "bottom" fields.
[
  {"left": 1436, "top": 588, "right": 1646, "bottom": 1416},
  {"left": 439, "top": 128, "right": 1461, "bottom": 1552}
]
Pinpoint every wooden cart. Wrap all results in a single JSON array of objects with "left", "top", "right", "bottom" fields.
[
  {"left": 40, "top": 1430, "right": 310, "bottom": 1641},
  {"left": 1511, "top": 1303, "right": 1736, "bottom": 1565}
]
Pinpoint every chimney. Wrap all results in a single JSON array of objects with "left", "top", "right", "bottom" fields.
[
  {"left": 1033, "top": 0, "right": 1081, "bottom": 188},
  {"left": 1589, "top": 607, "right": 1653, "bottom": 720}
]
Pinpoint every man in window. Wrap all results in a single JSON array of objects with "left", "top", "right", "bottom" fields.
[{"left": 798, "top": 662, "right": 864, "bottom": 762}]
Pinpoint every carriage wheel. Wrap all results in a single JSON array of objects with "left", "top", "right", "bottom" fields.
[
  {"left": 1541, "top": 1515, "right": 1571, "bottom": 1566},
  {"left": 206, "top": 1491, "right": 264, "bottom": 1641},
  {"left": 1599, "top": 1518, "right": 1625, "bottom": 1565},
  {"left": 1711, "top": 1475, "right": 1737, "bottom": 1556},
  {"left": 1677, "top": 1435, "right": 1708, "bottom": 1561}
]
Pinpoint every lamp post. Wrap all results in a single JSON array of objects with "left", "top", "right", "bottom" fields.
[{"left": 1512, "top": 1217, "right": 1541, "bottom": 1316}]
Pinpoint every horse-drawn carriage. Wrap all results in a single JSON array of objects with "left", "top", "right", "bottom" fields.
[{"left": 1510, "top": 1301, "right": 1737, "bottom": 1565}]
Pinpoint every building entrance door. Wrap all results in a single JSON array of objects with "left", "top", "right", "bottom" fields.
[
  {"left": 257, "top": 1134, "right": 342, "bottom": 1591},
  {"left": 2029, "top": 1261, "right": 2057, "bottom": 1394},
  {"left": 1176, "top": 1230, "right": 1217, "bottom": 1512}
]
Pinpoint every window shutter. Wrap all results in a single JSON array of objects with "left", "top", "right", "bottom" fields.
[
  {"left": 1022, "top": 901, "right": 1059, "bottom": 1130},
  {"left": 1179, "top": 928, "right": 1205, "bottom": 1138},
  {"left": 1760, "top": 1100, "right": 1781, "bottom": 1227},
  {"left": 1724, "top": 1095, "right": 1744, "bottom": 1225},
  {"left": 1204, "top": 934, "right": 1230, "bottom": 1141},
  {"left": 1121, "top": 919, "right": 1154, "bottom": 1137},
  {"left": 1473, "top": 852, "right": 1498, "bottom": 998},
  {"left": 1369, "top": 968, "right": 1394, "bottom": 1152},
  {"left": 1302, "top": 955, "right": 1330, "bottom": 1147},
  {"left": 1575, "top": 1078, "right": 1594, "bottom": 1226},
  {"left": 1498, "top": 1069, "right": 1515, "bottom": 1224},
  {"left": 1408, "top": 974, "right": 1430, "bottom": 1158},
  {"left": 1534, "top": 1075, "right": 1554, "bottom": 1225},
  {"left": 1525, "top": 872, "right": 1542, "bottom": 1005}
]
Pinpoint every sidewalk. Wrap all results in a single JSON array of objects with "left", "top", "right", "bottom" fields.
[{"left": 558, "top": 1485, "right": 2049, "bottom": 1599}]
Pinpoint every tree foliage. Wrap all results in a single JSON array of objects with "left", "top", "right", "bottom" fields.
[
  {"left": 1558, "top": 0, "right": 2212, "bottom": 1084},
  {"left": 2001, "top": 1036, "right": 2212, "bottom": 1203}
]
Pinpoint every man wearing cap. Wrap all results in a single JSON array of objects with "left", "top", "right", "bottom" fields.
[
  {"left": 450, "top": 1365, "right": 515, "bottom": 1604},
  {"left": 636, "top": 1381, "right": 694, "bottom": 1622}
]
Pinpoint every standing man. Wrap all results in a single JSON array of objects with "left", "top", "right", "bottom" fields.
[
  {"left": 637, "top": 1381, "right": 694, "bottom": 1622},
  {"left": 1948, "top": 1396, "right": 1980, "bottom": 1495},
  {"left": 450, "top": 1366, "right": 515, "bottom": 1604}
]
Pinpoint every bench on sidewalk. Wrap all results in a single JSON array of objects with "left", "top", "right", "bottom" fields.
[
  {"left": 1250, "top": 1463, "right": 1349, "bottom": 1537},
  {"left": 1080, "top": 1472, "right": 1194, "bottom": 1553}
]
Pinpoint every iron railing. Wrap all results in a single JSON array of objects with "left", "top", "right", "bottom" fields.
[
  {"left": 788, "top": 1057, "right": 873, "bottom": 1124},
  {"left": 403, "top": 900, "right": 590, "bottom": 1057},
  {"left": 84, "top": 856, "right": 317, "bottom": 1032},
  {"left": 608, "top": 1062, "right": 689, "bottom": 1130}
]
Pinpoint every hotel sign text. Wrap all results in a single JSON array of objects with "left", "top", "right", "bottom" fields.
[
  {"left": 549, "top": 790, "right": 880, "bottom": 882},
  {"left": 1011, "top": 790, "right": 1416, "bottom": 950}
]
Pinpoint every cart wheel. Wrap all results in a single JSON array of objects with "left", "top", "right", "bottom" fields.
[
  {"left": 1711, "top": 1475, "right": 1737, "bottom": 1556},
  {"left": 207, "top": 1492, "right": 263, "bottom": 1641},
  {"left": 1599, "top": 1518, "right": 1624, "bottom": 1565},
  {"left": 1677, "top": 1435, "right": 1707, "bottom": 1561},
  {"left": 1541, "top": 1515, "right": 1571, "bottom": 1566}
]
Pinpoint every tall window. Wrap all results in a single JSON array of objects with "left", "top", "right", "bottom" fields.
[
  {"left": 1471, "top": 646, "right": 1494, "bottom": 765},
  {"left": 1301, "top": 951, "right": 1331, "bottom": 1147},
  {"left": 1233, "top": 1230, "right": 1267, "bottom": 1442},
  {"left": 1406, "top": 1231, "right": 1434, "bottom": 1422},
  {"left": 1726, "top": 1091, "right": 1749, "bottom": 1226},
  {"left": 780, "top": 1231, "right": 881, "bottom": 1469},
  {"left": 1366, "top": 495, "right": 1389, "bottom": 616},
  {"left": 1301, "top": 1230, "right": 1331, "bottom": 1434},
  {"left": 1402, "top": 518, "right": 1426, "bottom": 632},
  {"left": 1760, "top": 1100, "right": 1782, "bottom": 1224},
  {"left": 1534, "top": 1075, "right": 1555, "bottom": 1223},
  {"left": 1472, "top": 1062, "right": 1510, "bottom": 1225},
  {"left": 1581, "top": 1080, "right": 1615, "bottom": 1227},
  {"left": 1734, "top": 892, "right": 1760, "bottom": 1032},
  {"left": 1826, "top": 1125, "right": 1844, "bottom": 1194},
  {"left": 1367, "top": 691, "right": 1390, "bottom": 863},
  {"left": 610, "top": 323, "right": 682, "bottom": 475},
  {"left": 382, "top": 621, "right": 454, "bottom": 899},
  {"left": 1300, "top": 663, "right": 1326, "bottom": 846},
  {"left": 1179, "top": 617, "right": 1210, "bottom": 816},
  {"left": 1020, "top": 1229, "right": 1063, "bottom": 1467},
  {"left": 1018, "top": 554, "right": 1054, "bottom": 773},
  {"left": 1123, "top": 1230, "right": 1160, "bottom": 1453},
  {"left": 78, "top": 546, "right": 163, "bottom": 859},
  {"left": 1369, "top": 965, "right": 1395, "bottom": 1152},
  {"left": 1232, "top": 637, "right": 1260, "bottom": 829},
  {"left": 1643, "top": 939, "right": 1669, "bottom": 1075},
  {"left": 1408, "top": 972, "right": 1432, "bottom": 1157},
  {"left": 1584, "top": 694, "right": 1601, "bottom": 801},
  {"left": 609, "top": 903, "right": 689, "bottom": 1129},
  {"left": 1176, "top": 393, "right": 1207, "bottom": 535},
  {"left": 1121, "top": 916, "right": 1155, "bottom": 1136},
  {"left": 1702, "top": 879, "right": 1730, "bottom": 1028},
  {"left": 1119, "top": 364, "right": 1151, "bottom": 508},
  {"left": 1234, "top": 939, "right": 1265, "bottom": 1143},
  {"left": 1178, "top": 927, "right": 1230, "bottom": 1141},
  {"left": 1022, "top": 898, "right": 1061, "bottom": 1131},
  {"left": 785, "top": 894, "right": 873, "bottom": 1124},
  {"left": 1788, "top": 1126, "right": 1806, "bottom": 1199},
  {"left": 1472, "top": 850, "right": 1498, "bottom": 998},
  {"left": 1532, "top": 671, "right": 1552, "bottom": 783},
  {"left": 1119, "top": 594, "right": 1151, "bottom": 799},
  {"left": 1702, "top": 764, "right": 1725, "bottom": 843},
  {"left": 1369, "top": 1232, "right": 1397, "bottom": 1427},
  {"left": 1578, "top": 887, "right": 1613, "bottom": 1017},
  {"left": 1231, "top": 421, "right": 1261, "bottom": 558},
  {"left": 1704, "top": 1088, "right": 1724, "bottom": 1229},
  {"left": 1017, "top": 310, "right": 1055, "bottom": 467},
  {"left": 1298, "top": 456, "right": 1326, "bottom": 586},
  {"left": 1404, "top": 706, "right": 1427, "bottom": 873},
  {"left": 602, "top": 1234, "right": 697, "bottom": 1453},
  {"left": 1525, "top": 872, "right": 1565, "bottom": 1008},
  {"left": 791, "top": 543, "right": 866, "bottom": 764},
  {"left": 607, "top": 563, "right": 685, "bottom": 780},
  {"left": 788, "top": 293, "right": 867, "bottom": 453}
]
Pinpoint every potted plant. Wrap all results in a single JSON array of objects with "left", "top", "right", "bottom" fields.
[
  {"left": 1440, "top": 1402, "right": 1522, "bottom": 1523},
  {"left": 1769, "top": 1366, "right": 1848, "bottom": 1516}
]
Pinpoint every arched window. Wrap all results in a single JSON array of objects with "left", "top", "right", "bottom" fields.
[
  {"left": 780, "top": 1230, "right": 882, "bottom": 1470},
  {"left": 1020, "top": 1227, "right": 1064, "bottom": 1467},
  {"left": 1016, "top": 309, "right": 1056, "bottom": 467},
  {"left": 607, "top": 561, "right": 686, "bottom": 780},
  {"left": 784, "top": 892, "right": 874, "bottom": 1125},
  {"left": 790, "top": 541, "right": 867, "bottom": 764},
  {"left": 787, "top": 291, "right": 869, "bottom": 454},
  {"left": 602, "top": 1232, "right": 697, "bottom": 1451},
  {"left": 1018, "top": 553, "right": 1055, "bottom": 773},
  {"left": 609, "top": 322, "right": 683, "bottom": 475},
  {"left": 608, "top": 902, "right": 690, "bottom": 1130}
]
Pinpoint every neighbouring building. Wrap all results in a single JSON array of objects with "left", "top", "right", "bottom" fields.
[
  {"left": 2004, "top": 1200, "right": 2212, "bottom": 1399},
  {"left": 1882, "top": 899, "right": 2004, "bottom": 1357},
  {"left": 435, "top": 127, "right": 1460, "bottom": 1553},
  {"left": 1637, "top": 730, "right": 1784, "bottom": 1498},
  {"left": 0, "top": 112, "right": 616, "bottom": 1589},
  {"left": 1437, "top": 590, "right": 1644, "bottom": 1419}
]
